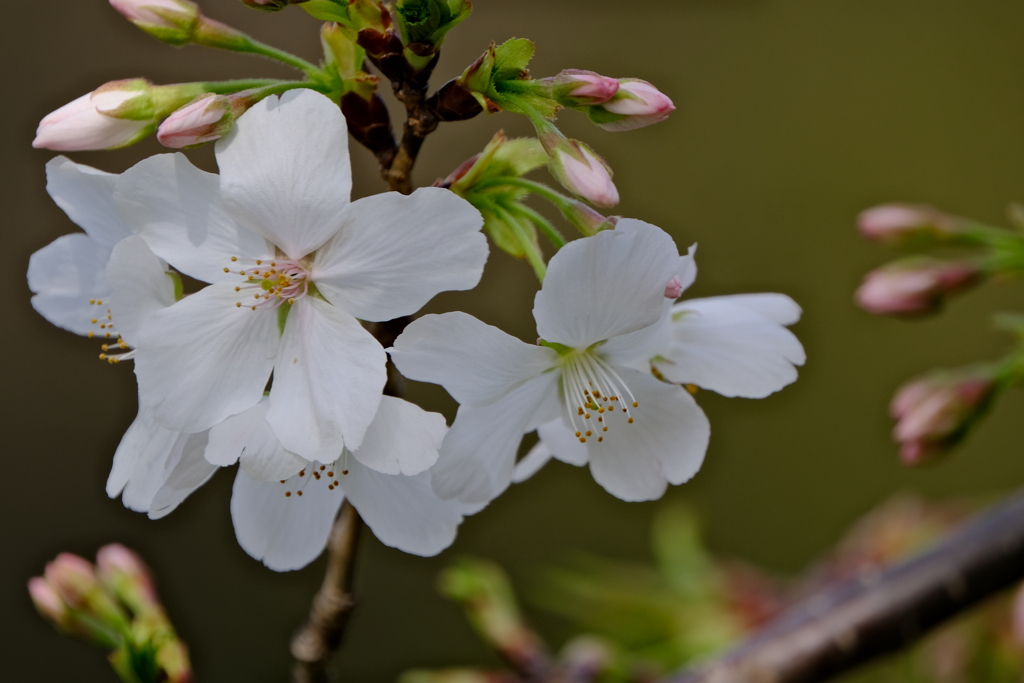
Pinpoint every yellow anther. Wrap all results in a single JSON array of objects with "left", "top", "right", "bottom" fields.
[
  {"left": 602, "top": 426, "right": 608, "bottom": 432},
  {"left": 96, "top": 300, "right": 102, "bottom": 305},
  {"left": 256, "top": 260, "right": 262, "bottom": 265},
  {"left": 579, "top": 437, "right": 586, "bottom": 443},
  {"left": 585, "top": 431, "right": 592, "bottom": 437},
  {"left": 575, "top": 431, "right": 581, "bottom": 437},
  {"left": 685, "top": 384, "right": 699, "bottom": 395},
  {"left": 91, "top": 318, "right": 98, "bottom": 324},
  {"left": 632, "top": 402, "right": 639, "bottom": 408},
  {"left": 98, "top": 353, "right": 106, "bottom": 360},
  {"left": 230, "top": 256, "right": 238, "bottom": 262},
  {"left": 223, "top": 267, "right": 230, "bottom": 273},
  {"left": 87, "top": 332, "right": 94, "bottom": 338},
  {"left": 627, "top": 417, "right": 634, "bottom": 424},
  {"left": 236, "top": 302, "right": 242, "bottom": 308}
]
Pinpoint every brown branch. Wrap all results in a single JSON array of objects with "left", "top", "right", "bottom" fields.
[
  {"left": 291, "top": 501, "right": 364, "bottom": 683},
  {"left": 666, "top": 488, "right": 1024, "bottom": 683}
]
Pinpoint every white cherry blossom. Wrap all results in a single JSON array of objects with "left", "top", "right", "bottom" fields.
[
  {"left": 111, "top": 89, "right": 487, "bottom": 463},
  {"left": 390, "top": 219, "right": 710, "bottom": 504}
]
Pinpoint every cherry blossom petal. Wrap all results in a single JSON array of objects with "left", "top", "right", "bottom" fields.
[
  {"left": 599, "top": 300, "right": 672, "bottom": 370},
  {"left": 115, "top": 153, "right": 272, "bottom": 283},
  {"left": 537, "top": 418, "right": 590, "bottom": 466},
  {"left": 107, "top": 407, "right": 216, "bottom": 519},
  {"left": 267, "top": 297, "right": 386, "bottom": 461},
  {"left": 216, "top": 90, "right": 352, "bottom": 260},
  {"left": 106, "top": 236, "right": 176, "bottom": 347},
  {"left": 45, "top": 157, "right": 131, "bottom": 248},
  {"left": 431, "top": 371, "right": 560, "bottom": 504},
  {"left": 342, "top": 460, "right": 470, "bottom": 556},
  {"left": 312, "top": 188, "right": 487, "bottom": 321},
  {"left": 696, "top": 293, "right": 803, "bottom": 326},
  {"left": 350, "top": 396, "right": 446, "bottom": 476},
  {"left": 230, "top": 464, "right": 345, "bottom": 572},
  {"left": 533, "top": 219, "right": 679, "bottom": 347},
  {"left": 131, "top": 283, "right": 280, "bottom": 433},
  {"left": 657, "top": 297, "right": 805, "bottom": 398},
  {"left": 205, "top": 399, "right": 308, "bottom": 481},
  {"left": 511, "top": 441, "right": 552, "bottom": 483},
  {"left": 390, "top": 312, "right": 558, "bottom": 407},
  {"left": 676, "top": 244, "right": 698, "bottom": 294},
  {"left": 28, "top": 233, "right": 112, "bottom": 336},
  {"left": 586, "top": 367, "right": 709, "bottom": 502}
]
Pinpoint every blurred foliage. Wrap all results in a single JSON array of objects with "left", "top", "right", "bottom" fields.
[{"left": 407, "top": 497, "right": 1024, "bottom": 683}]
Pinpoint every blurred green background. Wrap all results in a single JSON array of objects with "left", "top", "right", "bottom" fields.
[{"left": 6, "top": 0, "right": 1024, "bottom": 680}]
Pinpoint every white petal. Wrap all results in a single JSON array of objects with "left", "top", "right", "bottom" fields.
[
  {"left": 28, "top": 233, "right": 112, "bottom": 336},
  {"left": 267, "top": 298, "right": 386, "bottom": 461},
  {"left": 148, "top": 435, "right": 218, "bottom": 520},
  {"left": 115, "top": 153, "right": 273, "bottom": 283},
  {"left": 342, "top": 460, "right": 469, "bottom": 557},
  {"left": 205, "top": 399, "right": 308, "bottom": 481},
  {"left": 533, "top": 219, "right": 680, "bottom": 347},
  {"left": 390, "top": 312, "right": 558, "bottom": 407},
  {"left": 132, "top": 283, "right": 280, "bottom": 433},
  {"left": 46, "top": 157, "right": 131, "bottom": 248},
  {"left": 230, "top": 465, "right": 345, "bottom": 572},
  {"left": 676, "top": 244, "right": 698, "bottom": 294},
  {"left": 216, "top": 90, "right": 351, "bottom": 259},
  {"left": 537, "top": 418, "right": 589, "bottom": 466},
  {"left": 350, "top": 396, "right": 445, "bottom": 475},
  {"left": 106, "top": 236, "right": 176, "bottom": 347},
  {"left": 431, "top": 371, "right": 560, "bottom": 504},
  {"left": 694, "top": 293, "right": 803, "bottom": 326},
  {"left": 312, "top": 188, "right": 487, "bottom": 321},
  {"left": 107, "top": 407, "right": 216, "bottom": 519},
  {"left": 512, "top": 441, "right": 553, "bottom": 483},
  {"left": 598, "top": 300, "right": 672, "bottom": 370},
  {"left": 586, "top": 367, "right": 709, "bottom": 502},
  {"left": 657, "top": 297, "right": 805, "bottom": 398}
]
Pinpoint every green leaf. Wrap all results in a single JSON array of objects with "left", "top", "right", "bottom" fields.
[
  {"left": 492, "top": 38, "right": 535, "bottom": 82},
  {"left": 480, "top": 205, "right": 527, "bottom": 259},
  {"left": 302, "top": 0, "right": 353, "bottom": 24}
]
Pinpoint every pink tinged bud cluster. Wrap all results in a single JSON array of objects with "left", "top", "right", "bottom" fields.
[
  {"left": 664, "top": 275, "right": 684, "bottom": 299},
  {"left": 553, "top": 143, "right": 619, "bottom": 208},
  {"left": 158, "top": 93, "right": 243, "bottom": 148},
  {"left": 855, "top": 261, "right": 980, "bottom": 316},
  {"left": 890, "top": 372, "right": 996, "bottom": 465},
  {"left": 858, "top": 203, "right": 961, "bottom": 242},
  {"left": 96, "top": 543, "right": 160, "bottom": 608},
  {"left": 33, "top": 89, "right": 153, "bottom": 151},
  {"left": 28, "top": 577, "right": 69, "bottom": 626},
  {"left": 595, "top": 79, "right": 675, "bottom": 132}
]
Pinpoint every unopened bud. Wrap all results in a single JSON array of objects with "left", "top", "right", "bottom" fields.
[
  {"left": 548, "top": 69, "right": 619, "bottom": 107},
  {"left": 665, "top": 275, "right": 684, "bottom": 299},
  {"left": 858, "top": 204, "right": 963, "bottom": 243},
  {"left": 890, "top": 369, "right": 997, "bottom": 465},
  {"left": 97, "top": 544, "right": 160, "bottom": 613},
  {"left": 45, "top": 553, "right": 130, "bottom": 632},
  {"left": 33, "top": 87, "right": 154, "bottom": 151},
  {"left": 110, "top": 0, "right": 199, "bottom": 44},
  {"left": 589, "top": 79, "right": 675, "bottom": 131},
  {"left": 157, "top": 92, "right": 246, "bottom": 148},
  {"left": 28, "top": 577, "right": 70, "bottom": 627},
  {"left": 549, "top": 141, "right": 619, "bottom": 208},
  {"left": 856, "top": 259, "right": 980, "bottom": 316}
]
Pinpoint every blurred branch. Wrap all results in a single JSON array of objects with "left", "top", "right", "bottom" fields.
[
  {"left": 290, "top": 501, "right": 364, "bottom": 683},
  {"left": 666, "top": 488, "right": 1024, "bottom": 683}
]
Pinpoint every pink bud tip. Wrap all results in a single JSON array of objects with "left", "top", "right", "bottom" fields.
[
  {"left": 855, "top": 261, "right": 979, "bottom": 316},
  {"left": 157, "top": 94, "right": 234, "bottom": 148},
  {"left": 109, "top": 0, "right": 195, "bottom": 27},
  {"left": 857, "top": 204, "right": 957, "bottom": 242},
  {"left": 556, "top": 144, "right": 619, "bottom": 208},
  {"left": 33, "top": 90, "right": 151, "bottom": 151},
  {"left": 28, "top": 577, "right": 68, "bottom": 623},
  {"left": 598, "top": 79, "right": 675, "bottom": 131},
  {"left": 45, "top": 553, "right": 99, "bottom": 606},
  {"left": 555, "top": 70, "right": 620, "bottom": 105},
  {"left": 664, "top": 275, "right": 684, "bottom": 299}
]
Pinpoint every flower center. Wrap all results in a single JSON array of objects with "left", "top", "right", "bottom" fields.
[
  {"left": 560, "top": 350, "right": 638, "bottom": 444},
  {"left": 277, "top": 461, "right": 348, "bottom": 499},
  {"left": 86, "top": 298, "right": 135, "bottom": 364},
  {"left": 224, "top": 256, "right": 310, "bottom": 311}
]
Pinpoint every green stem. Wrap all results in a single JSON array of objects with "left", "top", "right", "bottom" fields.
[
  {"left": 493, "top": 203, "right": 546, "bottom": 282},
  {"left": 200, "top": 79, "right": 296, "bottom": 94},
  {"left": 477, "top": 176, "right": 603, "bottom": 236},
  {"left": 243, "top": 39, "right": 323, "bottom": 79},
  {"left": 505, "top": 201, "right": 567, "bottom": 249}
]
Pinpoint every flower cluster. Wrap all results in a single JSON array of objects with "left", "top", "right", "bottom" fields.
[{"left": 28, "top": 0, "right": 805, "bottom": 574}]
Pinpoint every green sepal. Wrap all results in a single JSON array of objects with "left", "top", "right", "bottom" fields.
[
  {"left": 539, "top": 340, "right": 574, "bottom": 355},
  {"left": 277, "top": 303, "right": 292, "bottom": 336},
  {"left": 586, "top": 104, "right": 626, "bottom": 127},
  {"left": 167, "top": 272, "right": 184, "bottom": 302},
  {"left": 492, "top": 38, "right": 534, "bottom": 81},
  {"left": 302, "top": 0, "right": 353, "bottom": 24},
  {"left": 481, "top": 205, "right": 529, "bottom": 259}
]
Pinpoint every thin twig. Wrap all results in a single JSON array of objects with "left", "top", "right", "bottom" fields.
[
  {"left": 290, "top": 501, "right": 364, "bottom": 683},
  {"left": 666, "top": 487, "right": 1024, "bottom": 683}
]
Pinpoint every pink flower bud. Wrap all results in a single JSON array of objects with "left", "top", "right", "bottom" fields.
[
  {"left": 550, "top": 141, "right": 619, "bottom": 208},
  {"left": 664, "top": 275, "right": 684, "bottom": 299},
  {"left": 855, "top": 260, "right": 980, "bottom": 316},
  {"left": 858, "top": 204, "right": 962, "bottom": 243},
  {"left": 157, "top": 93, "right": 242, "bottom": 148},
  {"left": 45, "top": 553, "right": 101, "bottom": 609},
  {"left": 28, "top": 577, "right": 70, "bottom": 626},
  {"left": 593, "top": 79, "right": 675, "bottom": 131},
  {"left": 890, "top": 370, "right": 997, "bottom": 465},
  {"left": 97, "top": 544, "right": 160, "bottom": 609},
  {"left": 109, "top": 0, "right": 197, "bottom": 29},
  {"left": 33, "top": 90, "right": 153, "bottom": 151},
  {"left": 550, "top": 69, "right": 620, "bottom": 106}
]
